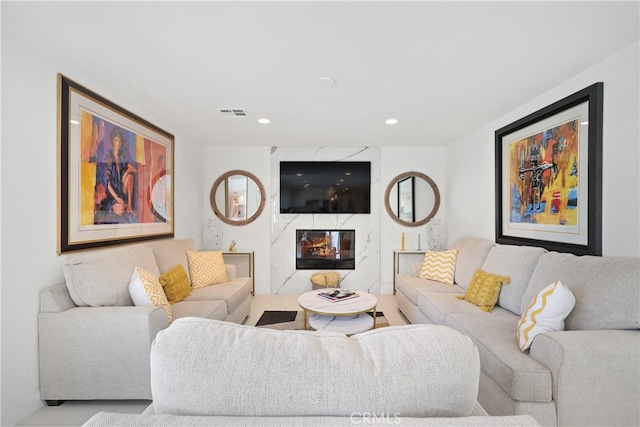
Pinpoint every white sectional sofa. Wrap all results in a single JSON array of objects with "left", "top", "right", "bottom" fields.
[
  {"left": 39, "top": 239, "right": 252, "bottom": 405},
  {"left": 395, "top": 236, "right": 640, "bottom": 427},
  {"left": 82, "top": 318, "right": 540, "bottom": 426}
]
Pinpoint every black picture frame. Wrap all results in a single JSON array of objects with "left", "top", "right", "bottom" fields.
[
  {"left": 58, "top": 74, "right": 175, "bottom": 253},
  {"left": 495, "top": 82, "right": 603, "bottom": 256}
]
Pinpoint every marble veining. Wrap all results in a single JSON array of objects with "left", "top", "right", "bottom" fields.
[{"left": 270, "top": 146, "right": 381, "bottom": 295}]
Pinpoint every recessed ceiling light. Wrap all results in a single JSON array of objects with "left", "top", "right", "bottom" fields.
[
  {"left": 257, "top": 118, "right": 271, "bottom": 124},
  {"left": 318, "top": 77, "right": 335, "bottom": 87},
  {"left": 385, "top": 118, "right": 398, "bottom": 125}
]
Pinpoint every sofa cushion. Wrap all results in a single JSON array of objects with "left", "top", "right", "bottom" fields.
[
  {"left": 146, "top": 239, "right": 196, "bottom": 279},
  {"left": 446, "top": 312, "right": 552, "bottom": 403},
  {"left": 151, "top": 319, "right": 480, "bottom": 417},
  {"left": 186, "top": 250, "right": 228, "bottom": 288},
  {"left": 455, "top": 269, "right": 510, "bottom": 312},
  {"left": 129, "top": 266, "right": 172, "bottom": 322},
  {"left": 170, "top": 300, "right": 227, "bottom": 321},
  {"left": 419, "top": 250, "right": 458, "bottom": 285},
  {"left": 184, "top": 277, "right": 252, "bottom": 314},
  {"left": 482, "top": 245, "right": 547, "bottom": 315},
  {"left": 449, "top": 236, "right": 495, "bottom": 289},
  {"left": 396, "top": 274, "right": 464, "bottom": 304},
  {"left": 522, "top": 252, "right": 640, "bottom": 330},
  {"left": 159, "top": 264, "right": 192, "bottom": 304},
  {"left": 417, "top": 289, "right": 489, "bottom": 325},
  {"left": 518, "top": 280, "right": 575, "bottom": 351},
  {"left": 63, "top": 244, "right": 160, "bottom": 307}
]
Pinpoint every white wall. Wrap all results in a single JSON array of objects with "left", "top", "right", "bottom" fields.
[
  {"left": 202, "top": 146, "right": 271, "bottom": 294},
  {"left": 445, "top": 43, "right": 640, "bottom": 257},
  {"left": 1, "top": 35, "right": 204, "bottom": 426},
  {"left": 380, "top": 147, "right": 446, "bottom": 293}
]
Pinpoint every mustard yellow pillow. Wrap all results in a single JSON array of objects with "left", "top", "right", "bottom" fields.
[
  {"left": 456, "top": 269, "right": 510, "bottom": 312},
  {"left": 159, "top": 264, "right": 192, "bottom": 304},
  {"left": 186, "top": 250, "right": 228, "bottom": 289}
]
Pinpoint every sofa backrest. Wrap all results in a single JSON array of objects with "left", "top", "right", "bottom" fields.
[
  {"left": 449, "top": 236, "right": 495, "bottom": 289},
  {"left": 145, "top": 238, "right": 196, "bottom": 279},
  {"left": 481, "top": 244, "right": 547, "bottom": 315},
  {"left": 522, "top": 252, "right": 640, "bottom": 330},
  {"left": 63, "top": 243, "right": 160, "bottom": 307},
  {"left": 150, "top": 318, "right": 481, "bottom": 418}
]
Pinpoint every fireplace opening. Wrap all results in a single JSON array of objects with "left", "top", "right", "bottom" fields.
[{"left": 296, "top": 229, "right": 355, "bottom": 270}]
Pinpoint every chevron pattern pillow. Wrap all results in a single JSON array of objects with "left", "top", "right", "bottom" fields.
[
  {"left": 186, "top": 250, "right": 228, "bottom": 289},
  {"left": 129, "top": 266, "right": 172, "bottom": 322},
  {"left": 419, "top": 250, "right": 458, "bottom": 285},
  {"left": 517, "top": 280, "right": 575, "bottom": 351}
]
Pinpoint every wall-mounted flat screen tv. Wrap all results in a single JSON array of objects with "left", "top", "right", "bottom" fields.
[{"left": 280, "top": 161, "right": 371, "bottom": 214}]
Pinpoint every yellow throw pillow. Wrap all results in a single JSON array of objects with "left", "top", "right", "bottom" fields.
[
  {"left": 325, "top": 271, "right": 341, "bottom": 287},
  {"left": 186, "top": 250, "right": 228, "bottom": 289},
  {"left": 310, "top": 272, "right": 327, "bottom": 287},
  {"left": 455, "top": 269, "right": 510, "bottom": 312},
  {"left": 128, "top": 266, "right": 172, "bottom": 322},
  {"left": 517, "top": 280, "right": 575, "bottom": 351},
  {"left": 419, "top": 250, "right": 458, "bottom": 285},
  {"left": 159, "top": 264, "right": 192, "bottom": 304}
]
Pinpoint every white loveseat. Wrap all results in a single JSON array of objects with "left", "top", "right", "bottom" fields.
[
  {"left": 39, "top": 239, "right": 252, "bottom": 404},
  {"left": 396, "top": 236, "right": 640, "bottom": 426},
  {"left": 82, "top": 318, "right": 540, "bottom": 426}
]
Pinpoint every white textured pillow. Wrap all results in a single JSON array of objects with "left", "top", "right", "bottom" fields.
[
  {"left": 129, "top": 266, "right": 172, "bottom": 322},
  {"left": 419, "top": 250, "right": 458, "bottom": 285},
  {"left": 517, "top": 280, "right": 575, "bottom": 351}
]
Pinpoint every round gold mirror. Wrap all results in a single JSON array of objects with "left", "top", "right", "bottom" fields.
[
  {"left": 384, "top": 171, "right": 440, "bottom": 227},
  {"left": 210, "top": 170, "right": 266, "bottom": 226}
]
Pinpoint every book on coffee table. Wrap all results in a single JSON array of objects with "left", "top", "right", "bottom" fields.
[{"left": 317, "top": 290, "right": 359, "bottom": 303}]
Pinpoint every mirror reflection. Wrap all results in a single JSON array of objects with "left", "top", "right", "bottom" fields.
[
  {"left": 385, "top": 171, "right": 440, "bottom": 227},
  {"left": 210, "top": 170, "right": 266, "bottom": 226}
]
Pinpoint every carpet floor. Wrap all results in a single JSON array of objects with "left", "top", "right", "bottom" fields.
[{"left": 255, "top": 310, "right": 390, "bottom": 331}]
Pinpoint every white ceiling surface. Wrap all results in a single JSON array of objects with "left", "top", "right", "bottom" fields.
[{"left": 3, "top": 1, "right": 639, "bottom": 147}]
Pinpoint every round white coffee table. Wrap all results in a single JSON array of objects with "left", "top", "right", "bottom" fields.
[{"left": 298, "top": 289, "right": 378, "bottom": 335}]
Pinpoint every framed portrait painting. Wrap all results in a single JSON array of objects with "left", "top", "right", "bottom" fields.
[
  {"left": 58, "top": 74, "right": 174, "bottom": 253},
  {"left": 495, "top": 82, "right": 603, "bottom": 256}
]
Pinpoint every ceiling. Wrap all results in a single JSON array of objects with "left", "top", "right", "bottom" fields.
[{"left": 3, "top": 1, "right": 639, "bottom": 148}]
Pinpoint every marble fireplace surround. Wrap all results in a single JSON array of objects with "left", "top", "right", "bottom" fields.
[{"left": 270, "top": 147, "right": 381, "bottom": 295}]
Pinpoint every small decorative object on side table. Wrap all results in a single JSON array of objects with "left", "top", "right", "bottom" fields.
[
  {"left": 425, "top": 218, "right": 447, "bottom": 250},
  {"left": 228, "top": 240, "right": 237, "bottom": 251}
]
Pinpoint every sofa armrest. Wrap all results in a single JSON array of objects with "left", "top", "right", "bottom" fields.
[
  {"left": 530, "top": 330, "right": 639, "bottom": 427},
  {"left": 41, "top": 284, "right": 77, "bottom": 313},
  {"left": 410, "top": 261, "right": 422, "bottom": 277},
  {"left": 39, "top": 305, "right": 168, "bottom": 400},
  {"left": 225, "top": 264, "right": 237, "bottom": 281}
]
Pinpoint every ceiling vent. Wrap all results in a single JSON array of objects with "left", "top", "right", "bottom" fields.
[{"left": 219, "top": 108, "right": 248, "bottom": 118}]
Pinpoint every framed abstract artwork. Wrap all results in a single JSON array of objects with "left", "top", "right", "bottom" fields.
[
  {"left": 58, "top": 74, "right": 174, "bottom": 253},
  {"left": 495, "top": 82, "right": 603, "bottom": 256}
]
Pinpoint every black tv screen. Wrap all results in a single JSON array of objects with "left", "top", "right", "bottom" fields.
[{"left": 280, "top": 161, "right": 371, "bottom": 214}]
